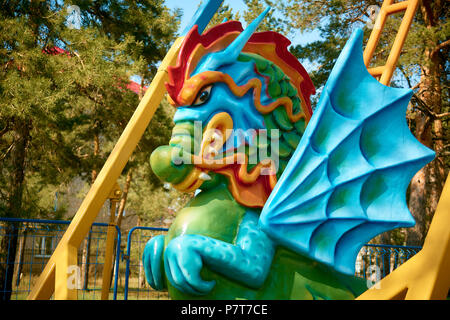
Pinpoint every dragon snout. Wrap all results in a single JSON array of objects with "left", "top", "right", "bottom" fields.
[
  {"left": 150, "top": 121, "right": 209, "bottom": 192},
  {"left": 150, "top": 115, "right": 233, "bottom": 192},
  {"left": 150, "top": 145, "right": 193, "bottom": 185}
]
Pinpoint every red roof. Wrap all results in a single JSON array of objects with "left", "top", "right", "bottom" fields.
[
  {"left": 43, "top": 46, "right": 147, "bottom": 95},
  {"left": 126, "top": 80, "right": 147, "bottom": 94}
]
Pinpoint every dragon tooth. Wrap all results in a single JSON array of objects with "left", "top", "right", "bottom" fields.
[
  {"left": 199, "top": 172, "right": 212, "bottom": 181},
  {"left": 212, "top": 131, "right": 223, "bottom": 141}
]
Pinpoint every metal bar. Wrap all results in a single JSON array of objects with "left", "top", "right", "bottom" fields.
[
  {"left": 123, "top": 226, "right": 168, "bottom": 300},
  {"left": 364, "top": 243, "right": 422, "bottom": 250},
  {"left": 363, "top": 0, "right": 393, "bottom": 67},
  {"left": 386, "top": 1, "right": 409, "bottom": 14},
  {"left": 379, "top": 0, "right": 419, "bottom": 85},
  {"left": 367, "top": 66, "right": 385, "bottom": 77},
  {"left": 0, "top": 217, "right": 112, "bottom": 228},
  {"left": 27, "top": 0, "right": 223, "bottom": 300},
  {"left": 112, "top": 226, "right": 122, "bottom": 300},
  {"left": 54, "top": 244, "right": 77, "bottom": 299}
]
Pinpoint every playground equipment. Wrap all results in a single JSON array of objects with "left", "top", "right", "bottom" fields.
[{"left": 28, "top": 0, "right": 450, "bottom": 300}]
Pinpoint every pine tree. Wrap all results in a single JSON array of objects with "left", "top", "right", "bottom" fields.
[
  {"left": 205, "top": 3, "right": 241, "bottom": 30},
  {"left": 241, "top": 0, "right": 290, "bottom": 34},
  {"left": 0, "top": 0, "right": 179, "bottom": 300}
]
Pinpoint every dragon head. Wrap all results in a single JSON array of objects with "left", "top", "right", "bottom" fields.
[{"left": 150, "top": 10, "right": 315, "bottom": 208}]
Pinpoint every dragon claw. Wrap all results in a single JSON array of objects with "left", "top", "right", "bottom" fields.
[
  {"left": 142, "top": 234, "right": 166, "bottom": 291},
  {"left": 164, "top": 236, "right": 216, "bottom": 296}
]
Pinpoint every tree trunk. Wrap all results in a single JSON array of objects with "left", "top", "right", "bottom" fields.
[
  {"left": 91, "top": 133, "right": 100, "bottom": 183},
  {"left": 407, "top": 167, "right": 430, "bottom": 245},
  {"left": 0, "top": 120, "right": 31, "bottom": 300},
  {"left": 406, "top": 0, "right": 446, "bottom": 246},
  {"left": 115, "top": 168, "right": 133, "bottom": 228},
  {"left": 80, "top": 133, "right": 101, "bottom": 290},
  {"left": 81, "top": 227, "right": 92, "bottom": 290},
  {"left": 108, "top": 168, "right": 133, "bottom": 286},
  {"left": 137, "top": 216, "right": 145, "bottom": 288}
]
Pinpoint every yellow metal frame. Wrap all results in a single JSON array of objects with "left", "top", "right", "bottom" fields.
[
  {"left": 27, "top": 36, "right": 185, "bottom": 300},
  {"left": 363, "top": 0, "right": 419, "bottom": 86},
  {"left": 100, "top": 182, "right": 122, "bottom": 300}
]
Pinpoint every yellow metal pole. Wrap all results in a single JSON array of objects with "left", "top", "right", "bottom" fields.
[
  {"left": 101, "top": 183, "right": 122, "bottom": 300},
  {"left": 27, "top": 36, "right": 184, "bottom": 300},
  {"left": 363, "top": 0, "right": 419, "bottom": 86},
  {"left": 54, "top": 244, "right": 78, "bottom": 300},
  {"left": 357, "top": 174, "right": 450, "bottom": 300},
  {"left": 379, "top": 0, "right": 419, "bottom": 85}
]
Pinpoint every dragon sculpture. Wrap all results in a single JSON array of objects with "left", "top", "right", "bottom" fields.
[{"left": 143, "top": 9, "right": 435, "bottom": 300}]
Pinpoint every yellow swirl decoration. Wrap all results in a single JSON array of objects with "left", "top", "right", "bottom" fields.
[
  {"left": 172, "top": 167, "right": 205, "bottom": 193},
  {"left": 192, "top": 112, "right": 277, "bottom": 186},
  {"left": 177, "top": 71, "right": 306, "bottom": 123},
  {"left": 171, "top": 111, "right": 277, "bottom": 206}
]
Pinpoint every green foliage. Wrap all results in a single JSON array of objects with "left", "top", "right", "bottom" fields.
[
  {"left": 201, "top": 0, "right": 289, "bottom": 34},
  {"left": 205, "top": 4, "right": 241, "bottom": 30},
  {"left": 241, "top": 0, "right": 290, "bottom": 34},
  {"left": 0, "top": 1, "right": 179, "bottom": 220}
]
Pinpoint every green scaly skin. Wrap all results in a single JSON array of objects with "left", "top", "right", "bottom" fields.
[
  {"left": 148, "top": 55, "right": 368, "bottom": 299},
  {"left": 163, "top": 182, "right": 367, "bottom": 300}
]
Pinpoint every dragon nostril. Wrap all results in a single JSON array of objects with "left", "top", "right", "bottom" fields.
[
  {"left": 173, "top": 157, "right": 184, "bottom": 166},
  {"left": 172, "top": 148, "right": 185, "bottom": 166}
]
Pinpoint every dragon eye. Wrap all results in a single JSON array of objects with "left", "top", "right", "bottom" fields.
[{"left": 193, "top": 85, "right": 212, "bottom": 106}]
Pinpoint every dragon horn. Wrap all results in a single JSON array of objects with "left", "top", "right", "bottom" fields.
[{"left": 218, "top": 7, "right": 271, "bottom": 63}]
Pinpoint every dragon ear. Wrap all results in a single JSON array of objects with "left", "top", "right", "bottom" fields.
[{"left": 213, "top": 7, "right": 270, "bottom": 66}]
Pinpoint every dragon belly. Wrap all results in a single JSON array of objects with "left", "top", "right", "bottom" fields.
[{"left": 164, "top": 185, "right": 366, "bottom": 300}]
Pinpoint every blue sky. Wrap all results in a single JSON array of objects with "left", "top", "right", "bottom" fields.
[
  {"left": 164, "top": 0, "right": 322, "bottom": 47},
  {"left": 131, "top": 1, "right": 321, "bottom": 83}
]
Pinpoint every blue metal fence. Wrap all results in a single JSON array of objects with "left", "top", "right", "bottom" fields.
[
  {"left": 355, "top": 243, "right": 421, "bottom": 281},
  {"left": 120, "top": 228, "right": 422, "bottom": 300},
  {"left": 123, "top": 226, "right": 169, "bottom": 300},
  {"left": 0, "top": 217, "right": 423, "bottom": 300},
  {"left": 0, "top": 217, "right": 121, "bottom": 300}
]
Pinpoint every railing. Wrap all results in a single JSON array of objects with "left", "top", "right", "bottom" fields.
[
  {"left": 0, "top": 217, "right": 423, "bottom": 300},
  {"left": 0, "top": 217, "right": 121, "bottom": 300},
  {"left": 123, "top": 226, "right": 169, "bottom": 300},
  {"left": 355, "top": 244, "right": 421, "bottom": 283},
  {"left": 121, "top": 228, "right": 422, "bottom": 300}
]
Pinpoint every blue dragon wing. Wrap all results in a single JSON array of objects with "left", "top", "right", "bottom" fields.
[{"left": 259, "top": 29, "right": 435, "bottom": 275}]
